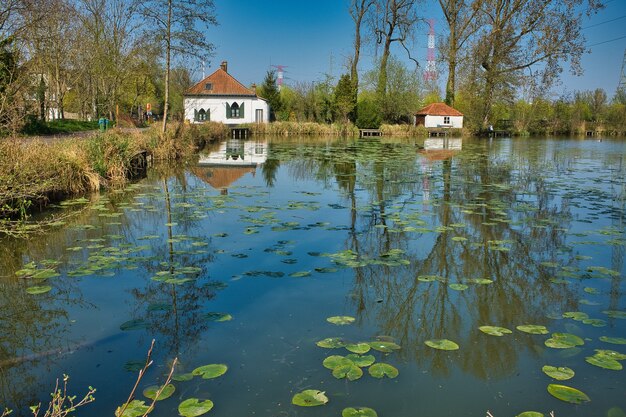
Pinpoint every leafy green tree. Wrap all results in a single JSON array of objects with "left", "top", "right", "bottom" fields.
[
  {"left": 335, "top": 74, "right": 355, "bottom": 122},
  {"left": 259, "top": 69, "right": 282, "bottom": 121},
  {"left": 356, "top": 92, "right": 382, "bottom": 128}
]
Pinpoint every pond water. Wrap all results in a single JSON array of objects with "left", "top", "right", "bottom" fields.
[{"left": 1, "top": 136, "right": 625, "bottom": 417}]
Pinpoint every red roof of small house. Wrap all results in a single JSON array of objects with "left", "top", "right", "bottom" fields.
[
  {"left": 415, "top": 103, "right": 463, "bottom": 117},
  {"left": 185, "top": 67, "right": 257, "bottom": 97}
]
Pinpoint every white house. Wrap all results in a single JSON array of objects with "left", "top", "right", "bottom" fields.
[
  {"left": 184, "top": 61, "right": 270, "bottom": 125},
  {"left": 414, "top": 102, "right": 463, "bottom": 129}
]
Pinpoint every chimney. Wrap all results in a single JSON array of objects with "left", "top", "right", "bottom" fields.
[
  {"left": 220, "top": 61, "right": 228, "bottom": 73},
  {"left": 251, "top": 83, "right": 257, "bottom": 94}
]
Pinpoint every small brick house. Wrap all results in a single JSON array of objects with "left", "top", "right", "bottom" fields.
[{"left": 414, "top": 103, "right": 463, "bottom": 129}]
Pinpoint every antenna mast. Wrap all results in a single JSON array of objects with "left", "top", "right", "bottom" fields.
[
  {"left": 618, "top": 49, "right": 626, "bottom": 97},
  {"left": 424, "top": 19, "right": 437, "bottom": 82},
  {"left": 272, "top": 65, "right": 288, "bottom": 91}
]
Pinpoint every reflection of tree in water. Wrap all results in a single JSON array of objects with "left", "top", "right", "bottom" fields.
[
  {"left": 265, "top": 138, "right": 581, "bottom": 380},
  {"left": 128, "top": 165, "right": 223, "bottom": 360}
]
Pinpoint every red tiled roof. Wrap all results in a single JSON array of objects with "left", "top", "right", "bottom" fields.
[
  {"left": 415, "top": 102, "right": 463, "bottom": 116},
  {"left": 185, "top": 68, "right": 256, "bottom": 97}
]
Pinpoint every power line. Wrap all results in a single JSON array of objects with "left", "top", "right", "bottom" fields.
[
  {"left": 583, "top": 14, "right": 626, "bottom": 29},
  {"left": 588, "top": 34, "right": 626, "bottom": 47}
]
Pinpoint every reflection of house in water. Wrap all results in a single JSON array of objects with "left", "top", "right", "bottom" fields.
[
  {"left": 419, "top": 138, "right": 462, "bottom": 204},
  {"left": 192, "top": 139, "right": 268, "bottom": 194}
]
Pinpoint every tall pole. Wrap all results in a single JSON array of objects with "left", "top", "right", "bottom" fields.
[{"left": 424, "top": 19, "right": 437, "bottom": 82}]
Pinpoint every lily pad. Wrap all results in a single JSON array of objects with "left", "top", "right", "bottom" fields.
[
  {"left": 316, "top": 338, "right": 347, "bottom": 349},
  {"left": 291, "top": 390, "right": 328, "bottom": 407},
  {"left": 516, "top": 325, "right": 549, "bottom": 335},
  {"left": 143, "top": 384, "right": 175, "bottom": 401},
  {"left": 178, "top": 398, "right": 214, "bottom": 417},
  {"left": 26, "top": 285, "right": 52, "bottom": 295},
  {"left": 425, "top": 339, "right": 459, "bottom": 351},
  {"left": 342, "top": 407, "right": 378, "bottom": 417},
  {"left": 449, "top": 283, "right": 469, "bottom": 291},
  {"left": 516, "top": 413, "right": 544, "bottom": 417},
  {"left": 332, "top": 363, "right": 363, "bottom": 380},
  {"left": 368, "top": 363, "right": 398, "bottom": 379},
  {"left": 599, "top": 336, "right": 626, "bottom": 345},
  {"left": 547, "top": 384, "right": 590, "bottom": 404},
  {"left": 327, "top": 316, "right": 355, "bottom": 325},
  {"left": 345, "top": 343, "right": 371, "bottom": 354},
  {"left": 585, "top": 355, "right": 622, "bottom": 370},
  {"left": 479, "top": 326, "right": 512, "bottom": 336},
  {"left": 172, "top": 372, "right": 194, "bottom": 382},
  {"left": 545, "top": 333, "right": 584, "bottom": 349},
  {"left": 345, "top": 354, "right": 375, "bottom": 367},
  {"left": 192, "top": 364, "right": 228, "bottom": 379},
  {"left": 120, "top": 319, "right": 149, "bottom": 331},
  {"left": 289, "top": 271, "right": 311, "bottom": 278},
  {"left": 115, "top": 400, "right": 150, "bottom": 417},
  {"left": 603, "top": 310, "right": 626, "bottom": 319},
  {"left": 323, "top": 355, "right": 353, "bottom": 370},
  {"left": 368, "top": 340, "right": 401, "bottom": 353},
  {"left": 541, "top": 366, "right": 575, "bottom": 380}
]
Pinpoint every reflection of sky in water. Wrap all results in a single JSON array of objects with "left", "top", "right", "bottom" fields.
[{"left": 0, "top": 137, "right": 624, "bottom": 417}]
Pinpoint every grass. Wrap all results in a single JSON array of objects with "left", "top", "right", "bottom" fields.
[
  {"left": 0, "top": 121, "right": 229, "bottom": 235},
  {"left": 20, "top": 119, "right": 100, "bottom": 136}
]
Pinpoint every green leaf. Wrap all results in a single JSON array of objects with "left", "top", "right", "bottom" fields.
[
  {"left": 515, "top": 412, "right": 544, "bottom": 417},
  {"left": 332, "top": 363, "right": 363, "bottom": 380},
  {"left": 449, "top": 283, "right": 469, "bottom": 291},
  {"left": 120, "top": 319, "right": 149, "bottom": 331},
  {"left": 563, "top": 312, "right": 589, "bottom": 321},
  {"left": 516, "top": 325, "right": 549, "bottom": 335},
  {"left": 425, "top": 339, "right": 459, "bottom": 351},
  {"left": 289, "top": 271, "right": 311, "bottom": 278},
  {"left": 585, "top": 355, "right": 622, "bottom": 370},
  {"left": 115, "top": 400, "right": 150, "bottom": 417},
  {"left": 544, "top": 333, "right": 584, "bottom": 349},
  {"left": 599, "top": 336, "right": 626, "bottom": 345},
  {"left": 316, "top": 338, "right": 347, "bottom": 349},
  {"left": 327, "top": 316, "right": 355, "bottom": 325},
  {"left": 368, "top": 363, "right": 398, "bottom": 379},
  {"left": 178, "top": 398, "right": 214, "bottom": 417},
  {"left": 547, "top": 384, "right": 590, "bottom": 404},
  {"left": 342, "top": 407, "right": 378, "bottom": 417},
  {"left": 323, "top": 355, "right": 352, "bottom": 370},
  {"left": 479, "top": 326, "right": 512, "bottom": 336},
  {"left": 291, "top": 390, "right": 328, "bottom": 407},
  {"left": 143, "top": 384, "right": 175, "bottom": 401},
  {"left": 368, "top": 340, "right": 401, "bottom": 353},
  {"left": 345, "top": 343, "right": 371, "bottom": 354},
  {"left": 172, "top": 373, "right": 194, "bottom": 382},
  {"left": 25, "top": 285, "right": 52, "bottom": 295},
  {"left": 192, "top": 364, "right": 228, "bottom": 379},
  {"left": 345, "top": 354, "right": 375, "bottom": 367},
  {"left": 541, "top": 366, "right": 575, "bottom": 380}
]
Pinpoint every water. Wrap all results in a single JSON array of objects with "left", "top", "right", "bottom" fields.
[{"left": 1, "top": 136, "right": 625, "bottom": 417}]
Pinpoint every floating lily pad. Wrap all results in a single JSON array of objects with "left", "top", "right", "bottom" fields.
[
  {"left": 585, "top": 355, "right": 622, "bottom": 370},
  {"left": 599, "top": 336, "right": 626, "bottom": 345},
  {"left": 115, "top": 400, "right": 150, "bottom": 417},
  {"left": 143, "top": 384, "right": 175, "bottom": 401},
  {"left": 425, "top": 339, "right": 459, "bottom": 351},
  {"left": 545, "top": 333, "right": 584, "bottom": 349},
  {"left": 327, "top": 316, "right": 355, "bottom": 325},
  {"left": 316, "top": 338, "right": 346, "bottom": 349},
  {"left": 594, "top": 349, "right": 626, "bottom": 361},
  {"left": 289, "top": 271, "right": 311, "bottom": 278},
  {"left": 291, "top": 390, "right": 328, "bottom": 407},
  {"left": 332, "top": 363, "right": 363, "bottom": 380},
  {"left": 516, "top": 325, "right": 549, "bottom": 335},
  {"left": 192, "top": 364, "right": 228, "bottom": 379},
  {"left": 603, "top": 310, "right": 626, "bottom": 319},
  {"left": 467, "top": 278, "right": 493, "bottom": 285},
  {"left": 368, "top": 363, "right": 398, "bottom": 379},
  {"left": 178, "top": 398, "right": 214, "bottom": 417},
  {"left": 203, "top": 312, "right": 232, "bottom": 322},
  {"left": 582, "top": 318, "right": 606, "bottom": 327},
  {"left": 172, "top": 372, "right": 194, "bottom": 382},
  {"left": 342, "top": 407, "right": 378, "bottom": 417},
  {"left": 449, "top": 283, "right": 469, "bottom": 291},
  {"left": 26, "top": 285, "right": 52, "bottom": 295},
  {"left": 345, "top": 343, "right": 371, "bottom": 354},
  {"left": 323, "top": 355, "right": 352, "bottom": 370},
  {"left": 547, "top": 384, "right": 590, "bottom": 404},
  {"left": 479, "top": 326, "right": 512, "bottom": 336},
  {"left": 120, "top": 319, "right": 149, "bottom": 331},
  {"left": 345, "top": 354, "right": 375, "bottom": 367},
  {"left": 368, "top": 340, "right": 401, "bottom": 353},
  {"left": 542, "top": 366, "right": 575, "bottom": 380},
  {"left": 516, "top": 412, "right": 544, "bottom": 417}
]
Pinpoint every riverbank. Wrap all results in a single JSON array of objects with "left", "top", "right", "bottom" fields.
[{"left": 0, "top": 122, "right": 229, "bottom": 235}]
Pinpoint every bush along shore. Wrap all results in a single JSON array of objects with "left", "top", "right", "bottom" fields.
[{"left": 0, "top": 122, "right": 229, "bottom": 236}]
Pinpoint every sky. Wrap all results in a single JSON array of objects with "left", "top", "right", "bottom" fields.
[{"left": 202, "top": 0, "right": 626, "bottom": 99}]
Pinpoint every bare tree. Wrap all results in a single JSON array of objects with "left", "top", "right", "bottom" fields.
[
  {"left": 474, "top": 0, "right": 603, "bottom": 127},
  {"left": 349, "top": 0, "right": 375, "bottom": 98},
  {"left": 136, "top": 0, "right": 217, "bottom": 134},
  {"left": 438, "top": 0, "right": 482, "bottom": 107}
]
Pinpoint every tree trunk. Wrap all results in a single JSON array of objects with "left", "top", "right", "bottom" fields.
[
  {"left": 161, "top": 0, "right": 172, "bottom": 134},
  {"left": 444, "top": 26, "right": 457, "bottom": 107}
]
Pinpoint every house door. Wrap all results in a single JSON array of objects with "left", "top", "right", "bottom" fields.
[{"left": 255, "top": 109, "right": 263, "bottom": 123}]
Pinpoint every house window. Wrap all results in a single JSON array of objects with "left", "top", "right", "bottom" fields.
[
  {"left": 205, "top": 83, "right": 213, "bottom": 91},
  {"left": 194, "top": 108, "right": 209, "bottom": 122},
  {"left": 227, "top": 102, "right": 245, "bottom": 119},
  {"left": 443, "top": 116, "right": 451, "bottom": 124},
  {"left": 231, "top": 103, "right": 240, "bottom": 118}
]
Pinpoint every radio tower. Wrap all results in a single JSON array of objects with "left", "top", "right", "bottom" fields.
[
  {"left": 424, "top": 19, "right": 437, "bottom": 82},
  {"left": 272, "top": 65, "right": 288, "bottom": 91},
  {"left": 618, "top": 49, "right": 626, "bottom": 97}
]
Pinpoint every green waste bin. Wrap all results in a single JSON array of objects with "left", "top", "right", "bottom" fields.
[{"left": 98, "top": 118, "right": 106, "bottom": 132}]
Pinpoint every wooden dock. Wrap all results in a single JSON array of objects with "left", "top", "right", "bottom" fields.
[
  {"left": 230, "top": 127, "right": 249, "bottom": 139},
  {"left": 359, "top": 129, "right": 382, "bottom": 138}
]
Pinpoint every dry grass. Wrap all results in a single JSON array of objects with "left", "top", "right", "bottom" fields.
[{"left": 245, "top": 121, "right": 359, "bottom": 137}]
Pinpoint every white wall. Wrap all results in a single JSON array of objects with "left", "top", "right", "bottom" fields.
[
  {"left": 184, "top": 97, "right": 269, "bottom": 124},
  {"left": 424, "top": 115, "right": 463, "bottom": 129}
]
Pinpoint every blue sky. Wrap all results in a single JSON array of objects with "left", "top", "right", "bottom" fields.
[{"left": 204, "top": 0, "right": 626, "bottom": 99}]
